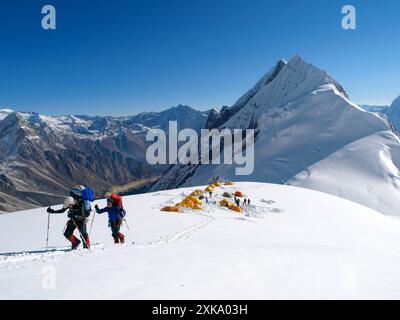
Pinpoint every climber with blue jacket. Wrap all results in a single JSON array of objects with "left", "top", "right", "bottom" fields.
[{"left": 95, "top": 196, "right": 126, "bottom": 244}]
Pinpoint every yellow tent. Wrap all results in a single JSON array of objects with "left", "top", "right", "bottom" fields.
[
  {"left": 205, "top": 186, "right": 214, "bottom": 192},
  {"left": 224, "top": 181, "right": 234, "bottom": 186},
  {"left": 181, "top": 199, "right": 195, "bottom": 207},
  {"left": 175, "top": 196, "right": 204, "bottom": 211},
  {"left": 191, "top": 189, "right": 204, "bottom": 197},
  {"left": 187, "top": 195, "right": 202, "bottom": 205}
]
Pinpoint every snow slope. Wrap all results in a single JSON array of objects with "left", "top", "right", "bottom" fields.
[
  {"left": 287, "top": 130, "right": 400, "bottom": 216},
  {"left": 385, "top": 95, "right": 400, "bottom": 130},
  {"left": 152, "top": 56, "right": 400, "bottom": 216},
  {"left": 2, "top": 182, "right": 400, "bottom": 299}
]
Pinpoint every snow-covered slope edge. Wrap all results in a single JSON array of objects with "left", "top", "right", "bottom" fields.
[
  {"left": 2, "top": 182, "right": 400, "bottom": 299},
  {"left": 287, "top": 130, "right": 400, "bottom": 216},
  {"left": 384, "top": 95, "right": 400, "bottom": 131}
]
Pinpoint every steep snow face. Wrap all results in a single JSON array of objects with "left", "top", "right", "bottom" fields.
[
  {"left": 385, "top": 95, "right": 400, "bottom": 130},
  {"left": 152, "top": 56, "right": 400, "bottom": 216},
  {"left": 287, "top": 130, "right": 400, "bottom": 216},
  {"left": 2, "top": 183, "right": 400, "bottom": 299},
  {"left": 219, "top": 55, "right": 348, "bottom": 131}
]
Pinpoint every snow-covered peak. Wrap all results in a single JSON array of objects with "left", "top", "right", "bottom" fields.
[
  {"left": 213, "top": 55, "right": 349, "bottom": 130},
  {"left": 0, "top": 109, "right": 14, "bottom": 121},
  {"left": 231, "top": 58, "right": 287, "bottom": 111},
  {"left": 280, "top": 54, "right": 348, "bottom": 99},
  {"left": 278, "top": 57, "right": 288, "bottom": 64},
  {"left": 391, "top": 95, "right": 400, "bottom": 109}
]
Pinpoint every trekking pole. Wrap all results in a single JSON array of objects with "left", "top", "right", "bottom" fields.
[
  {"left": 89, "top": 211, "right": 96, "bottom": 236},
  {"left": 46, "top": 211, "right": 51, "bottom": 250},
  {"left": 123, "top": 218, "right": 130, "bottom": 231}
]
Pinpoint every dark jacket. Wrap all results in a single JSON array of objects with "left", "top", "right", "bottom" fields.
[
  {"left": 48, "top": 200, "right": 90, "bottom": 221},
  {"left": 96, "top": 204, "right": 126, "bottom": 222}
]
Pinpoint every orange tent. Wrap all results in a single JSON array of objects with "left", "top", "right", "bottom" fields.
[
  {"left": 234, "top": 191, "right": 244, "bottom": 198},
  {"left": 161, "top": 206, "right": 180, "bottom": 213},
  {"left": 229, "top": 204, "right": 243, "bottom": 213}
]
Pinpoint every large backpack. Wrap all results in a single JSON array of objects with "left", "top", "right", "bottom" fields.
[
  {"left": 82, "top": 187, "right": 95, "bottom": 201},
  {"left": 71, "top": 186, "right": 95, "bottom": 211}
]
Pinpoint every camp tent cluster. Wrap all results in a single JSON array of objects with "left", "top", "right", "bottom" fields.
[
  {"left": 161, "top": 190, "right": 204, "bottom": 213},
  {"left": 160, "top": 181, "right": 244, "bottom": 214}
]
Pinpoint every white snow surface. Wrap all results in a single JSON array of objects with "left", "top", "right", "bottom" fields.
[{"left": 1, "top": 182, "right": 400, "bottom": 300}]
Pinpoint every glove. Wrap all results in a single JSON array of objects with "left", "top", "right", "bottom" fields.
[
  {"left": 95, "top": 204, "right": 99, "bottom": 211},
  {"left": 47, "top": 207, "right": 54, "bottom": 214}
]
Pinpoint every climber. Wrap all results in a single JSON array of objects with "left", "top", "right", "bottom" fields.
[
  {"left": 47, "top": 186, "right": 92, "bottom": 250},
  {"left": 95, "top": 195, "right": 126, "bottom": 244}
]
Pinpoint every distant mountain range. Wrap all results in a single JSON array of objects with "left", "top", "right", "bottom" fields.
[
  {"left": 0, "top": 105, "right": 209, "bottom": 212},
  {"left": 359, "top": 104, "right": 390, "bottom": 113}
]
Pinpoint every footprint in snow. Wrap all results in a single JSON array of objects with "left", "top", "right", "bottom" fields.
[{"left": 261, "top": 199, "right": 276, "bottom": 205}]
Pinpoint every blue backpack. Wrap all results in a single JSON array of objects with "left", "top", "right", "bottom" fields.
[{"left": 81, "top": 187, "right": 95, "bottom": 211}]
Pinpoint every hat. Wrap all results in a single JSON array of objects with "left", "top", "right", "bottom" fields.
[{"left": 63, "top": 197, "right": 76, "bottom": 209}]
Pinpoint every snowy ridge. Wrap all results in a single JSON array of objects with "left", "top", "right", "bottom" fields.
[{"left": 152, "top": 56, "right": 400, "bottom": 216}]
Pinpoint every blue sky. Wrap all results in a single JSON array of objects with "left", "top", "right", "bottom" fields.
[{"left": 0, "top": 0, "right": 399, "bottom": 115}]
